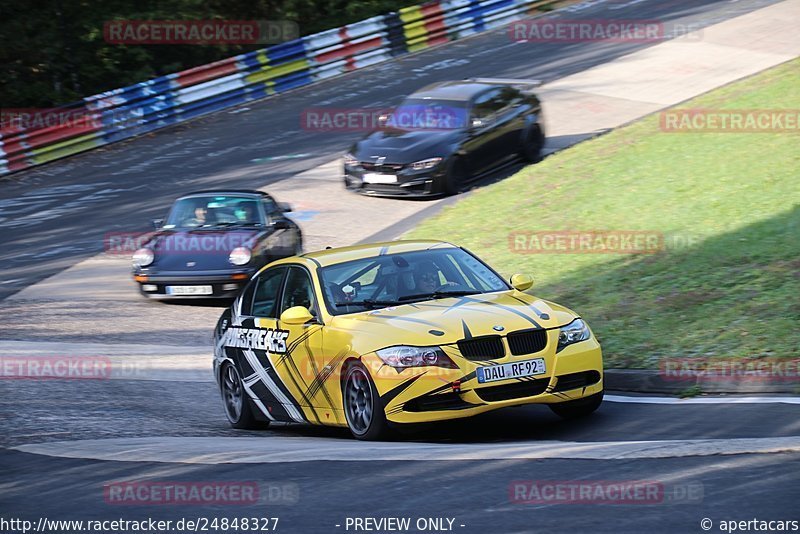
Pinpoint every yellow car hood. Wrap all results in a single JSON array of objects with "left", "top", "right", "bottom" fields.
[{"left": 330, "top": 290, "right": 578, "bottom": 349}]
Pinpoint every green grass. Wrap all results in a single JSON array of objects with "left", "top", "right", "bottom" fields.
[{"left": 407, "top": 59, "right": 800, "bottom": 368}]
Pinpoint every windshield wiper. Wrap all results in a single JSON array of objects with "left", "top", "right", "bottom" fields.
[
  {"left": 334, "top": 299, "right": 401, "bottom": 309},
  {"left": 398, "top": 289, "right": 481, "bottom": 302},
  {"left": 208, "top": 221, "right": 261, "bottom": 227}
]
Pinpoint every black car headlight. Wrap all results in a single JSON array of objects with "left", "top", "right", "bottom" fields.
[
  {"left": 410, "top": 157, "right": 442, "bottom": 171},
  {"left": 343, "top": 153, "right": 359, "bottom": 167},
  {"left": 376, "top": 346, "right": 457, "bottom": 369},
  {"left": 557, "top": 318, "right": 591, "bottom": 349}
]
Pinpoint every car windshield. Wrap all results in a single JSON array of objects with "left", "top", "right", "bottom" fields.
[
  {"left": 319, "top": 247, "right": 509, "bottom": 315},
  {"left": 163, "top": 195, "right": 265, "bottom": 229},
  {"left": 386, "top": 99, "right": 468, "bottom": 131}
]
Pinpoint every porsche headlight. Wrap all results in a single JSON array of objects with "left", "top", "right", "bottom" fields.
[
  {"left": 343, "top": 153, "right": 359, "bottom": 167},
  {"left": 376, "top": 346, "right": 456, "bottom": 369},
  {"left": 558, "top": 318, "right": 591, "bottom": 349},
  {"left": 229, "top": 247, "right": 252, "bottom": 266},
  {"left": 410, "top": 157, "right": 442, "bottom": 171},
  {"left": 132, "top": 248, "right": 154, "bottom": 267}
]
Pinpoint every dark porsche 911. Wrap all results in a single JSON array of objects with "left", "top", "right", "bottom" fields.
[
  {"left": 132, "top": 190, "right": 302, "bottom": 299},
  {"left": 343, "top": 78, "right": 545, "bottom": 197}
]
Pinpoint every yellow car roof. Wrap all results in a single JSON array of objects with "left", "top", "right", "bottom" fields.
[{"left": 300, "top": 240, "right": 457, "bottom": 267}]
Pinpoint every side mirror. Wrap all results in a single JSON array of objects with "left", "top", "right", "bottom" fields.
[
  {"left": 280, "top": 306, "right": 314, "bottom": 325},
  {"left": 152, "top": 219, "right": 164, "bottom": 230},
  {"left": 510, "top": 273, "right": 533, "bottom": 292},
  {"left": 277, "top": 202, "right": 292, "bottom": 212},
  {"left": 272, "top": 219, "right": 290, "bottom": 230}
]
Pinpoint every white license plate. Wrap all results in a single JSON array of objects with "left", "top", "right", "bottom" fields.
[
  {"left": 363, "top": 172, "right": 397, "bottom": 184},
  {"left": 166, "top": 285, "right": 213, "bottom": 295},
  {"left": 477, "top": 358, "right": 546, "bottom": 383}
]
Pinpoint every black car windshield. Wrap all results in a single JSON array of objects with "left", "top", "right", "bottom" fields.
[
  {"left": 319, "top": 247, "right": 509, "bottom": 315},
  {"left": 164, "top": 195, "right": 265, "bottom": 229},
  {"left": 386, "top": 99, "right": 468, "bottom": 131}
]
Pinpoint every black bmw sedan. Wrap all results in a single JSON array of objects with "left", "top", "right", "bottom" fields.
[
  {"left": 343, "top": 78, "right": 545, "bottom": 198},
  {"left": 131, "top": 190, "right": 302, "bottom": 299}
]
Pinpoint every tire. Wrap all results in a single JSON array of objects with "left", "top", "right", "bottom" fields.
[
  {"left": 549, "top": 390, "right": 603, "bottom": 419},
  {"left": 520, "top": 124, "right": 544, "bottom": 163},
  {"left": 220, "top": 361, "right": 268, "bottom": 430},
  {"left": 343, "top": 362, "right": 390, "bottom": 440},
  {"left": 438, "top": 156, "right": 470, "bottom": 196}
]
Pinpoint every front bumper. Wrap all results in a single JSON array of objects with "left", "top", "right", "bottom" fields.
[
  {"left": 365, "top": 332, "right": 603, "bottom": 424},
  {"left": 133, "top": 269, "right": 254, "bottom": 299},
  {"left": 344, "top": 163, "right": 445, "bottom": 198}
]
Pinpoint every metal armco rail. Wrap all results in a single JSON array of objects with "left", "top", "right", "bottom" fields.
[{"left": 0, "top": 0, "right": 554, "bottom": 177}]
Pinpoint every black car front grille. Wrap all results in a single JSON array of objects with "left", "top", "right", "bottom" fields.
[
  {"left": 475, "top": 378, "right": 549, "bottom": 402},
  {"left": 552, "top": 371, "right": 602, "bottom": 392},
  {"left": 404, "top": 392, "right": 473, "bottom": 412},
  {"left": 361, "top": 162, "right": 404, "bottom": 172},
  {"left": 457, "top": 336, "right": 505, "bottom": 361},
  {"left": 507, "top": 328, "right": 548, "bottom": 355}
]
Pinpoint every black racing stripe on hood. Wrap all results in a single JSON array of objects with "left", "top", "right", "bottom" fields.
[
  {"left": 364, "top": 315, "right": 441, "bottom": 328},
  {"left": 479, "top": 298, "right": 542, "bottom": 329},
  {"left": 509, "top": 294, "right": 550, "bottom": 320},
  {"left": 461, "top": 320, "right": 472, "bottom": 339}
]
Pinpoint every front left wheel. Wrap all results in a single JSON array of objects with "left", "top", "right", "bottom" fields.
[{"left": 343, "top": 363, "right": 390, "bottom": 440}]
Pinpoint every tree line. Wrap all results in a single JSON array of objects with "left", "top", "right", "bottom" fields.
[{"left": 1, "top": 0, "right": 412, "bottom": 108}]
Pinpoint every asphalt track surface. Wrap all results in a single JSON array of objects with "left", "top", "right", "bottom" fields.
[{"left": 1, "top": 0, "right": 798, "bottom": 533}]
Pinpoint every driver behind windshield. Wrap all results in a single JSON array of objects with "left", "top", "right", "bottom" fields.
[
  {"left": 184, "top": 201, "right": 209, "bottom": 227},
  {"left": 413, "top": 261, "right": 457, "bottom": 293},
  {"left": 236, "top": 202, "right": 259, "bottom": 224}
]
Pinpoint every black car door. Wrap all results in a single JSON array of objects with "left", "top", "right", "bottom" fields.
[
  {"left": 494, "top": 86, "right": 528, "bottom": 159},
  {"left": 462, "top": 89, "right": 506, "bottom": 175}
]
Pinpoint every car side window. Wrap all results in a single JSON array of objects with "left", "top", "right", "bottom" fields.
[
  {"left": 251, "top": 267, "right": 287, "bottom": 318},
  {"left": 263, "top": 197, "right": 280, "bottom": 217},
  {"left": 471, "top": 89, "right": 503, "bottom": 122},
  {"left": 280, "top": 267, "right": 318, "bottom": 317}
]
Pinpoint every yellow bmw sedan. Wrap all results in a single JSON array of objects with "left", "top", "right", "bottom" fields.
[{"left": 213, "top": 240, "right": 603, "bottom": 440}]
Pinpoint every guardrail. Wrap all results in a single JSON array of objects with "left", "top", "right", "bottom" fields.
[{"left": 0, "top": 0, "right": 555, "bottom": 177}]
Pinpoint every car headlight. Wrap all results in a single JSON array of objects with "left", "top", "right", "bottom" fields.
[
  {"left": 132, "top": 248, "right": 154, "bottom": 267},
  {"left": 229, "top": 247, "right": 252, "bottom": 266},
  {"left": 558, "top": 318, "right": 591, "bottom": 349},
  {"left": 343, "top": 153, "right": 359, "bottom": 167},
  {"left": 410, "top": 157, "right": 442, "bottom": 171},
  {"left": 376, "top": 346, "right": 457, "bottom": 369}
]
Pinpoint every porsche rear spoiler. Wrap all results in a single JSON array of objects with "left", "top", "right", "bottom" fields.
[{"left": 464, "top": 77, "right": 543, "bottom": 88}]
